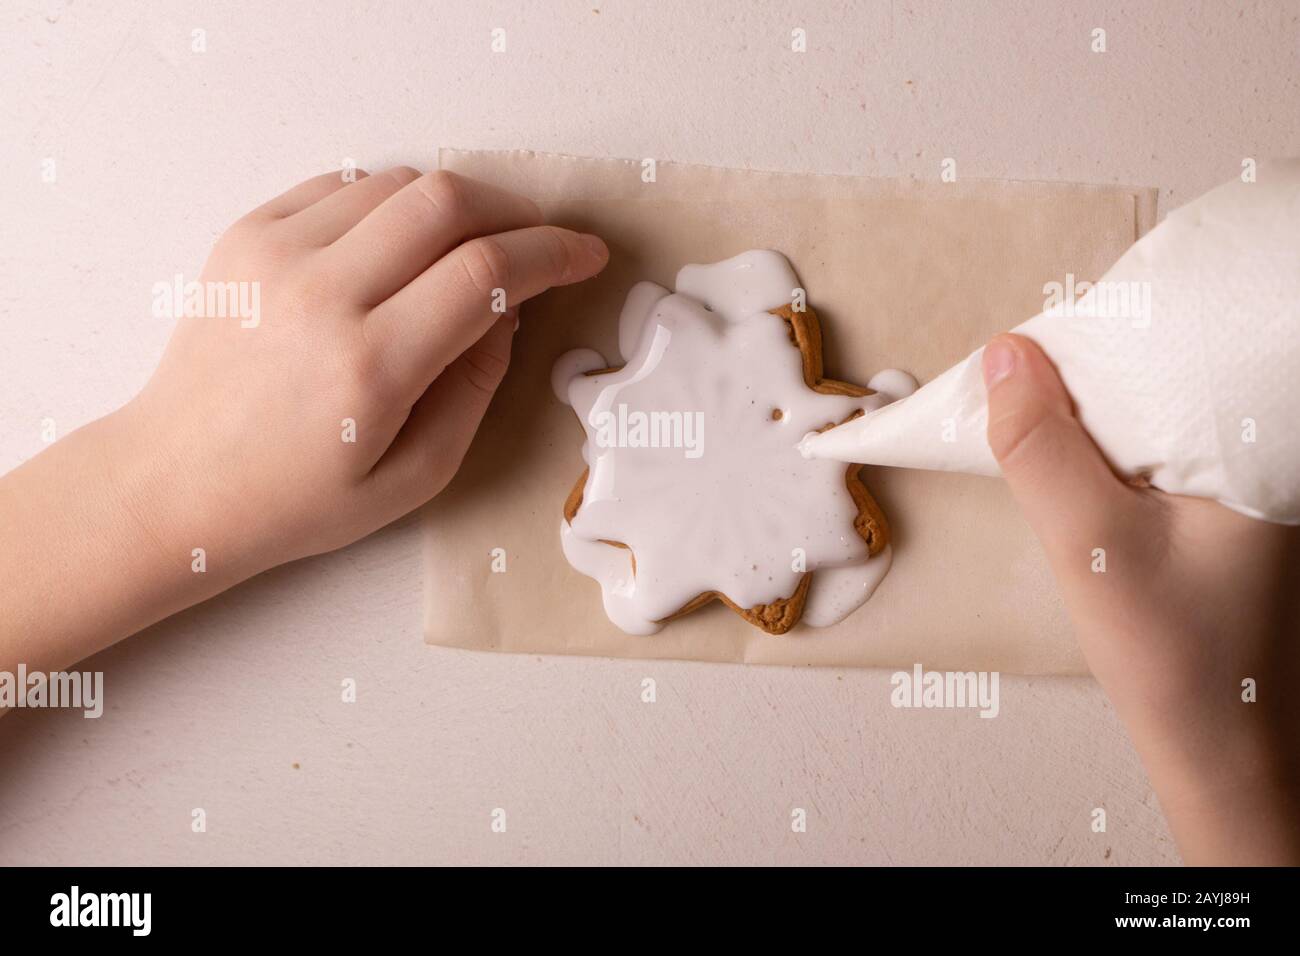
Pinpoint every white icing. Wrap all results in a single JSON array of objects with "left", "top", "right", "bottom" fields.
[
  {"left": 556, "top": 250, "right": 912, "bottom": 634},
  {"left": 551, "top": 348, "right": 607, "bottom": 404},
  {"left": 618, "top": 281, "right": 670, "bottom": 361},
  {"left": 560, "top": 521, "right": 660, "bottom": 636},
  {"left": 675, "top": 249, "right": 801, "bottom": 322},
  {"left": 801, "top": 545, "right": 894, "bottom": 627},
  {"left": 867, "top": 368, "right": 919, "bottom": 402}
]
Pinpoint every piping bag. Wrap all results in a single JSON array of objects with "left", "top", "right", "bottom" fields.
[{"left": 800, "top": 160, "right": 1300, "bottom": 526}]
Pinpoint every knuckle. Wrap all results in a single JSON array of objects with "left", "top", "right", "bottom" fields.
[
  {"left": 519, "top": 196, "right": 545, "bottom": 226},
  {"left": 456, "top": 343, "right": 511, "bottom": 396},
  {"left": 458, "top": 236, "right": 512, "bottom": 296},
  {"left": 986, "top": 406, "right": 1041, "bottom": 467},
  {"left": 538, "top": 227, "right": 573, "bottom": 279},
  {"left": 988, "top": 408, "right": 1067, "bottom": 476},
  {"left": 380, "top": 165, "right": 419, "bottom": 189},
  {"left": 414, "top": 169, "right": 468, "bottom": 219},
  {"left": 343, "top": 336, "right": 402, "bottom": 406},
  {"left": 221, "top": 212, "right": 277, "bottom": 251},
  {"left": 219, "top": 221, "right": 296, "bottom": 269}
]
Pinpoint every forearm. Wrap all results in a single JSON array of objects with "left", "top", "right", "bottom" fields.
[{"left": 0, "top": 404, "right": 243, "bottom": 675}]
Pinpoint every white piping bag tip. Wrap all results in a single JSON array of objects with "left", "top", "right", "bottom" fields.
[{"left": 800, "top": 350, "right": 1001, "bottom": 476}]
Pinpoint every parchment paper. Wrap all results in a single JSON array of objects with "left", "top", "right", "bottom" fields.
[{"left": 422, "top": 149, "right": 1157, "bottom": 675}]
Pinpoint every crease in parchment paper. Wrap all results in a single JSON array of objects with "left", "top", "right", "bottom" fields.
[{"left": 420, "top": 149, "right": 1156, "bottom": 676}]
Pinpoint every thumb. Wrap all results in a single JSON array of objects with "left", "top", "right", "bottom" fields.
[{"left": 983, "top": 333, "right": 1134, "bottom": 557}]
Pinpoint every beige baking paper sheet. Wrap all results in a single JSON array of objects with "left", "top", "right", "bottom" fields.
[{"left": 421, "top": 149, "right": 1156, "bottom": 675}]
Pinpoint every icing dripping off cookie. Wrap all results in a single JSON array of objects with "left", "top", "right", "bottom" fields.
[{"left": 554, "top": 250, "right": 915, "bottom": 635}]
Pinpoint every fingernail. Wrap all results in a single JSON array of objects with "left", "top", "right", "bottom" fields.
[
  {"left": 580, "top": 233, "right": 609, "bottom": 262},
  {"left": 982, "top": 338, "right": 1016, "bottom": 388}
]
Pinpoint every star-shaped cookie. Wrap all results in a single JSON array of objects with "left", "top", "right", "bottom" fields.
[{"left": 554, "top": 251, "right": 906, "bottom": 636}]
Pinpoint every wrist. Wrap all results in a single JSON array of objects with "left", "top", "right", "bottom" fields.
[
  {"left": 106, "top": 396, "right": 267, "bottom": 591},
  {"left": 0, "top": 402, "right": 248, "bottom": 671}
]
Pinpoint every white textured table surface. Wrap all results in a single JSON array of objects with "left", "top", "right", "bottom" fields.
[{"left": 2, "top": 0, "right": 1296, "bottom": 865}]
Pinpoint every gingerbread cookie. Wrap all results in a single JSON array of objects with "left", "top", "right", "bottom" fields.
[{"left": 553, "top": 250, "right": 916, "bottom": 635}]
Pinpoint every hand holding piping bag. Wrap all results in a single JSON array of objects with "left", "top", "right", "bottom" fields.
[
  {"left": 982, "top": 332, "right": 1299, "bottom": 865},
  {"left": 803, "top": 164, "right": 1300, "bottom": 863}
]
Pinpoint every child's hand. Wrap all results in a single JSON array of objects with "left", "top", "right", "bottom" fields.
[
  {"left": 0, "top": 168, "right": 607, "bottom": 669},
  {"left": 983, "top": 333, "right": 1300, "bottom": 864},
  {"left": 131, "top": 167, "right": 607, "bottom": 575}
]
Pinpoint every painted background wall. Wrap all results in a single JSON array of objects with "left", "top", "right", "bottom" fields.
[{"left": 2, "top": 0, "right": 1296, "bottom": 864}]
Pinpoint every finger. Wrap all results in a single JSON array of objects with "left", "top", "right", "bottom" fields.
[
  {"left": 368, "top": 313, "right": 516, "bottom": 508},
  {"left": 246, "top": 169, "right": 367, "bottom": 221},
  {"left": 284, "top": 166, "right": 423, "bottom": 246},
  {"left": 320, "top": 170, "right": 544, "bottom": 305},
  {"left": 365, "top": 225, "right": 608, "bottom": 402},
  {"left": 984, "top": 333, "right": 1140, "bottom": 558}
]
